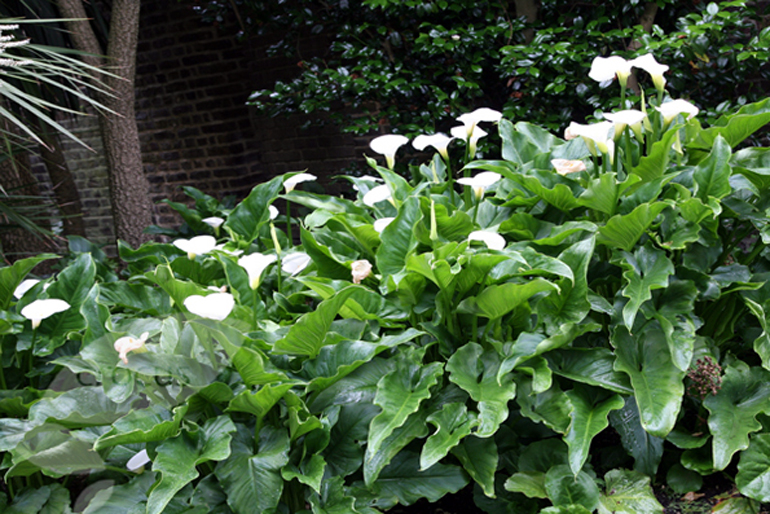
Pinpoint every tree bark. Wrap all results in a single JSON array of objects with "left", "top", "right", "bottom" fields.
[
  {"left": 513, "top": 0, "right": 538, "bottom": 44},
  {"left": 36, "top": 126, "right": 86, "bottom": 238},
  {"left": 56, "top": 0, "right": 153, "bottom": 249},
  {"left": 0, "top": 143, "right": 57, "bottom": 265},
  {"left": 626, "top": 2, "right": 659, "bottom": 95}
]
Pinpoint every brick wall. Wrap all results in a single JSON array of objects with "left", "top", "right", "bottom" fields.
[{"left": 34, "top": 0, "right": 371, "bottom": 245}]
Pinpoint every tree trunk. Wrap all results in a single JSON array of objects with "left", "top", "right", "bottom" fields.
[
  {"left": 36, "top": 126, "right": 86, "bottom": 238},
  {"left": 626, "top": 2, "right": 659, "bottom": 95},
  {"left": 56, "top": 0, "right": 153, "bottom": 249},
  {"left": 513, "top": 0, "right": 538, "bottom": 44},
  {"left": 0, "top": 147, "right": 57, "bottom": 265}
]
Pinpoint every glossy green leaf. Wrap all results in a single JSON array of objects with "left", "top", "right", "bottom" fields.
[
  {"left": 366, "top": 451, "right": 468, "bottom": 507},
  {"left": 609, "top": 397, "right": 664, "bottom": 476},
  {"left": 223, "top": 175, "right": 284, "bottom": 242},
  {"left": 274, "top": 286, "right": 359, "bottom": 357},
  {"left": 29, "top": 387, "right": 133, "bottom": 429},
  {"left": 617, "top": 245, "right": 674, "bottom": 330},
  {"left": 457, "top": 278, "right": 558, "bottom": 319},
  {"left": 300, "top": 227, "right": 352, "bottom": 280},
  {"left": 365, "top": 347, "right": 442, "bottom": 482},
  {"left": 596, "top": 202, "right": 668, "bottom": 251},
  {"left": 565, "top": 386, "right": 624, "bottom": 476},
  {"left": 693, "top": 135, "right": 731, "bottom": 201},
  {"left": 227, "top": 382, "right": 297, "bottom": 420},
  {"left": 548, "top": 348, "right": 632, "bottom": 394},
  {"left": 540, "top": 506, "right": 593, "bottom": 514},
  {"left": 631, "top": 127, "right": 680, "bottom": 183},
  {"left": 704, "top": 361, "right": 770, "bottom": 470},
  {"left": 505, "top": 471, "right": 548, "bottom": 499},
  {"left": 81, "top": 472, "right": 155, "bottom": 514},
  {"left": 326, "top": 403, "right": 378, "bottom": 477},
  {"left": 146, "top": 416, "right": 236, "bottom": 514},
  {"left": 8, "top": 424, "right": 104, "bottom": 478},
  {"left": 4, "top": 483, "right": 72, "bottom": 514},
  {"left": 447, "top": 343, "right": 516, "bottom": 437},
  {"left": 452, "top": 435, "right": 498, "bottom": 498},
  {"left": 420, "top": 402, "right": 478, "bottom": 470},
  {"left": 0, "top": 253, "right": 58, "bottom": 310},
  {"left": 376, "top": 196, "right": 422, "bottom": 288},
  {"left": 597, "top": 469, "right": 664, "bottom": 514},
  {"left": 688, "top": 97, "right": 770, "bottom": 150},
  {"left": 737, "top": 433, "right": 770, "bottom": 502},
  {"left": 544, "top": 464, "right": 600, "bottom": 511},
  {"left": 95, "top": 404, "right": 188, "bottom": 450},
  {"left": 612, "top": 324, "right": 684, "bottom": 437},
  {"left": 215, "top": 425, "right": 290, "bottom": 514},
  {"left": 539, "top": 237, "right": 595, "bottom": 331}
]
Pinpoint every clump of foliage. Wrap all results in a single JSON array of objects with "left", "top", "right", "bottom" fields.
[
  {"left": 2, "top": 52, "right": 770, "bottom": 513},
  {"left": 218, "top": 0, "right": 770, "bottom": 135}
]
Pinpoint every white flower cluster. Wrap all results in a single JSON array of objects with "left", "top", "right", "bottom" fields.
[{"left": 0, "top": 24, "right": 32, "bottom": 68}]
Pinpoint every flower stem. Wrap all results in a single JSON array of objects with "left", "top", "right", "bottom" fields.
[{"left": 285, "top": 200, "right": 293, "bottom": 245}]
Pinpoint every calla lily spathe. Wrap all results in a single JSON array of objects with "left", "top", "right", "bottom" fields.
[
  {"left": 173, "top": 235, "right": 217, "bottom": 260},
  {"left": 565, "top": 121, "right": 615, "bottom": 156},
  {"left": 457, "top": 171, "right": 501, "bottom": 200},
  {"left": 239, "top": 253, "right": 277, "bottom": 289},
  {"left": 468, "top": 230, "right": 506, "bottom": 251},
  {"left": 656, "top": 99, "right": 699, "bottom": 125},
  {"left": 114, "top": 332, "right": 149, "bottom": 364},
  {"left": 631, "top": 53, "right": 669, "bottom": 92},
  {"left": 450, "top": 124, "right": 488, "bottom": 159},
  {"left": 281, "top": 252, "right": 311, "bottom": 276},
  {"left": 21, "top": 298, "right": 70, "bottom": 329},
  {"left": 370, "top": 134, "right": 409, "bottom": 169},
  {"left": 202, "top": 216, "right": 224, "bottom": 229},
  {"left": 603, "top": 109, "right": 646, "bottom": 140},
  {"left": 373, "top": 217, "right": 395, "bottom": 233},
  {"left": 457, "top": 108, "right": 502, "bottom": 136},
  {"left": 412, "top": 133, "right": 454, "bottom": 160},
  {"left": 363, "top": 185, "right": 393, "bottom": 207},
  {"left": 351, "top": 259, "right": 373, "bottom": 284},
  {"left": 183, "top": 293, "right": 235, "bottom": 321},
  {"left": 268, "top": 205, "right": 279, "bottom": 220},
  {"left": 284, "top": 173, "right": 317, "bottom": 193},
  {"left": 13, "top": 279, "right": 40, "bottom": 299},
  {"left": 588, "top": 55, "right": 633, "bottom": 87},
  {"left": 551, "top": 159, "right": 587, "bottom": 176},
  {"left": 127, "top": 449, "right": 151, "bottom": 472}
]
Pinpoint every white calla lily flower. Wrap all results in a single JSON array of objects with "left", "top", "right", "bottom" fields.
[
  {"left": 268, "top": 205, "right": 279, "bottom": 220},
  {"left": 565, "top": 121, "right": 615, "bottom": 156},
  {"left": 551, "top": 159, "right": 587, "bottom": 176},
  {"left": 13, "top": 279, "right": 40, "bottom": 299},
  {"left": 457, "top": 107, "right": 503, "bottom": 133},
  {"left": 603, "top": 109, "right": 646, "bottom": 140},
  {"left": 456, "top": 171, "right": 501, "bottom": 200},
  {"left": 468, "top": 231, "right": 506, "bottom": 251},
  {"left": 655, "top": 99, "right": 700, "bottom": 125},
  {"left": 588, "top": 55, "right": 633, "bottom": 87},
  {"left": 281, "top": 252, "right": 311, "bottom": 276},
  {"left": 201, "top": 216, "right": 224, "bottom": 229},
  {"left": 351, "top": 259, "right": 373, "bottom": 284},
  {"left": 183, "top": 293, "right": 235, "bottom": 321},
  {"left": 173, "top": 235, "right": 217, "bottom": 260},
  {"left": 284, "top": 173, "right": 317, "bottom": 193},
  {"left": 238, "top": 253, "right": 277, "bottom": 289},
  {"left": 412, "top": 133, "right": 455, "bottom": 160},
  {"left": 363, "top": 185, "right": 393, "bottom": 207},
  {"left": 631, "top": 53, "right": 669, "bottom": 92},
  {"left": 370, "top": 134, "right": 409, "bottom": 169},
  {"left": 450, "top": 124, "right": 488, "bottom": 159},
  {"left": 114, "top": 332, "right": 150, "bottom": 364},
  {"left": 127, "top": 449, "right": 151, "bottom": 473},
  {"left": 373, "top": 217, "right": 395, "bottom": 233},
  {"left": 21, "top": 298, "right": 70, "bottom": 329}
]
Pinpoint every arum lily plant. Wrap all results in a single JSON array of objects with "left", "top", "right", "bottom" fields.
[{"left": 2, "top": 53, "right": 770, "bottom": 514}]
